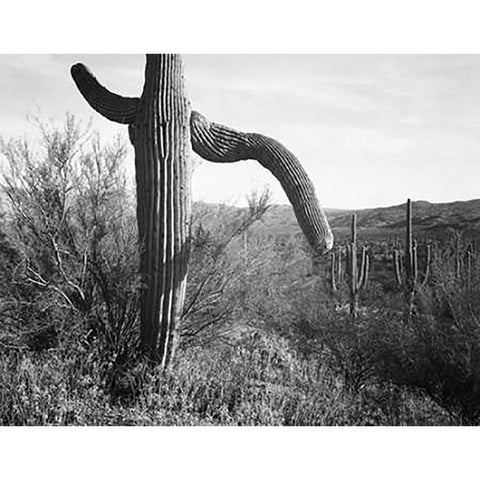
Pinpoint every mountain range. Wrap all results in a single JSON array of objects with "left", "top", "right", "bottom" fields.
[{"left": 214, "top": 198, "right": 480, "bottom": 243}]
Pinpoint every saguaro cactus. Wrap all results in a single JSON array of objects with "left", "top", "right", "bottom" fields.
[
  {"left": 452, "top": 234, "right": 475, "bottom": 289},
  {"left": 72, "top": 55, "right": 191, "bottom": 366},
  {"left": 330, "top": 246, "right": 344, "bottom": 294},
  {"left": 346, "top": 213, "right": 369, "bottom": 318},
  {"left": 71, "top": 54, "right": 333, "bottom": 367},
  {"left": 393, "top": 199, "right": 431, "bottom": 316}
]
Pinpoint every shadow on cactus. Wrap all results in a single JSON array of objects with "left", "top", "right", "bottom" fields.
[{"left": 70, "top": 54, "right": 333, "bottom": 367}]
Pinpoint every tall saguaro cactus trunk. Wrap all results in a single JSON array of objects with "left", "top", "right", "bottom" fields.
[
  {"left": 131, "top": 56, "right": 191, "bottom": 364},
  {"left": 71, "top": 54, "right": 334, "bottom": 368},
  {"left": 72, "top": 55, "right": 192, "bottom": 366}
]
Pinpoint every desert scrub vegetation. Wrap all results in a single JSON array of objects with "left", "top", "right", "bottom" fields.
[
  {"left": 299, "top": 236, "right": 480, "bottom": 425},
  {"left": 0, "top": 331, "right": 452, "bottom": 426},
  {"left": 0, "top": 115, "right": 477, "bottom": 425}
]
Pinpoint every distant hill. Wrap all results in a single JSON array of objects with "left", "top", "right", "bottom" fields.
[
  {"left": 193, "top": 198, "right": 480, "bottom": 243},
  {"left": 327, "top": 199, "right": 480, "bottom": 241}
]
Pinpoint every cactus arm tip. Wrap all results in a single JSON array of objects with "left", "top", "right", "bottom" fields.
[{"left": 70, "top": 63, "right": 140, "bottom": 125}]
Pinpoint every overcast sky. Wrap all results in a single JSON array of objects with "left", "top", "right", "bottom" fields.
[{"left": 0, "top": 54, "right": 479, "bottom": 209}]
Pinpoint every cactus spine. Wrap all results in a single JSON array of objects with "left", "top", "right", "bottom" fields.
[
  {"left": 71, "top": 54, "right": 334, "bottom": 367},
  {"left": 346, "top": 213, "right": 369, "bottom": 318},
  {"left": 393, "top": 199, "right": 431, "bottom": 315}
]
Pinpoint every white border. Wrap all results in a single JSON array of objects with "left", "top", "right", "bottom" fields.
[
  {"left": 0, "top": 426, "right": 478, "bottom": 479},
  {"left": 0, "top": 0, "right": 479, "bottom": 53},
  {"left": 1, "top": 1, "right": 479, "bottom": 479}
]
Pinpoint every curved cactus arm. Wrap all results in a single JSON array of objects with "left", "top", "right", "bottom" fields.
[
  {"left": 70, "top": 63, "right": 140, "bottom": 124},
  {"left": 190, "top": 111, "right": 333, "bottom": 256}
]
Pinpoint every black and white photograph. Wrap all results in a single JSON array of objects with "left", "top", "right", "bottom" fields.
[
  {"left": 2, "top": 52, "right": 480, "bottom": 427},
  {"left": 0, "top": 1, "right": 479, "bottom": 478}
]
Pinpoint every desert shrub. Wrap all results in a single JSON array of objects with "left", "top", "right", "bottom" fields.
[
  {"left": 372, "top": 312, "right": 480, "bottom": 424},
  {"left": 181, "top": 190, "right": 272, "bottom": 347},
  {"left": 0, "top": 115, "right": 140, "bottom": 376},
  {"left": 320, "top": 239, "right": 480, "bottom": 425},
  {"left": 371, "top": 242, "right": 480, "bottom": 424},
  {"left": 0, "top": 328, "right": 452, "bottom": 426},
  {"left": 278, "top": 233, "right": 480, "bottom": 425}
]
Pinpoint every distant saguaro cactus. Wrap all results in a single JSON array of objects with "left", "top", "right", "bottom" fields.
[
  {"left": 393, "top": 199, "right": 431, "bottom": 316},
  {"left": 71, "top": 54, "right": 333, "bottom": 367},
  {"left": 452, "top": 233, "right": 475, "bottom": 289},
  {"left": 330, "top": 246, "right": 344, "bottom": 294},
  {"left": 346, "top": 213, "right": 369, "bottom": 318}
]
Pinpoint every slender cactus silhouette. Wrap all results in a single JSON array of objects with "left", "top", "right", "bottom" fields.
[
  {"left": 330, "top": 246, "right": 344, "bottom": 295},
  {"left": 393, "top": 199, "right": 431, "bottom": 316},
  {"left": 346, "top": 213, "right": 369, "bottom": 318},
  {"left": 71, "top": 54, "right": 333, "bottom": 367}
]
